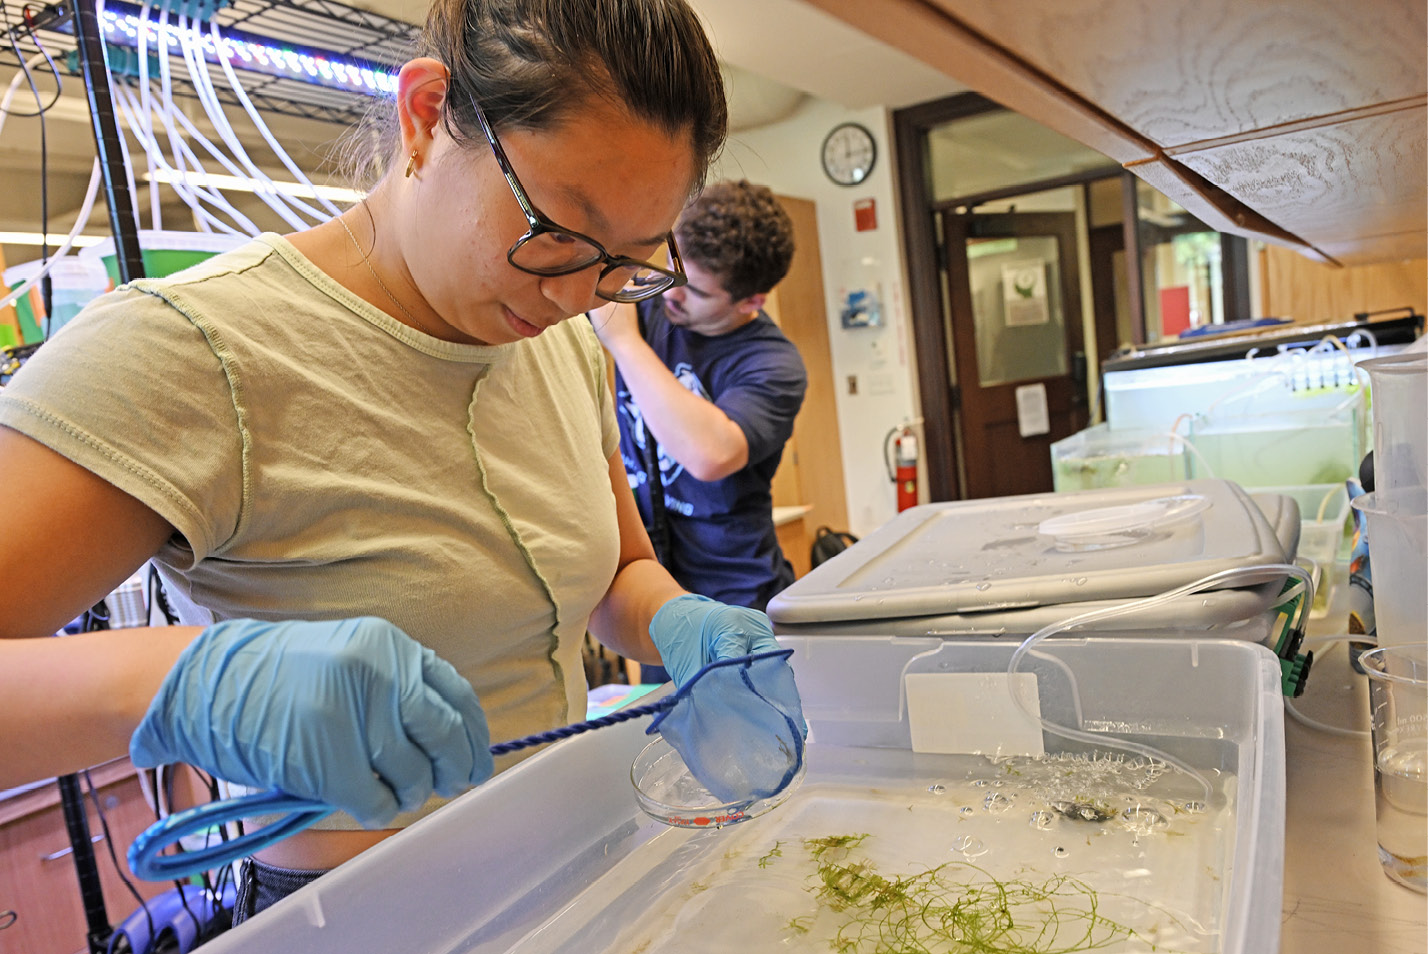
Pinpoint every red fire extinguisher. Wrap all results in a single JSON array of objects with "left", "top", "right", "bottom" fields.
[{"left": 886, "top": 425, "right": 919, "bottom": 512}]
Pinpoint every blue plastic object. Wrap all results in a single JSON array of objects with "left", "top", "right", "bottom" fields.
[
  {"left": 107, "top": 882, "right": 236, "bottom": 954},
  {"left": 1178, "top": 317, "right": 1292, "bottom": 340},
  {"left": 128, "top": 650, "right": 804, "bottom": 881}
]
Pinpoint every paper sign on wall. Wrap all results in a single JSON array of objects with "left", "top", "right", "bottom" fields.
[
  {"left": 1001, "top": 260, "right": 1050, "bottom": 327},
  {"left": 1015, "top": 383, "right": 1050, "bottom": 437}
]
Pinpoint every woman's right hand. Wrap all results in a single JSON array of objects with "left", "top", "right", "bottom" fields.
[{"left": 130, "top": 617, "right": 492, "bottom": 827}]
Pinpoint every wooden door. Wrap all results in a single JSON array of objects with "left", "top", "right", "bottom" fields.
[
  {"left": 941, "top": 210, "right": 1088, "bottom": 499},
  {"left": 765, "top": 195, "right": 847, "bottom": 578}
]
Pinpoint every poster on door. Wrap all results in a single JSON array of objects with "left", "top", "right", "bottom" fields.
[{"left": 1001, "top": 261, "right": 1049, "bottom": 327}]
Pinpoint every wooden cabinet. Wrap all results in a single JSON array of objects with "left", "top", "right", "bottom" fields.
[
  {"left": 0, "top": 761, "right": 171, "bottom": 954},
  {"left": 803, "top": 0, "right": 1426, "bottom": 268}
]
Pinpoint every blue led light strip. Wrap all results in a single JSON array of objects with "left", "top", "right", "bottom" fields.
[{"left": 96, "top": 1, "right": 400, "bottom": 96}]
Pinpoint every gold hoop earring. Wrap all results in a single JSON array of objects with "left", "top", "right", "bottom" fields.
[{"left": 404, "top": 150, "right": 419, "bottom": 178}]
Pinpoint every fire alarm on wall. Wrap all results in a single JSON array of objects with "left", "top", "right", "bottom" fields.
[{"left": 854, "top": 198, "right": 877, "bottom": 231}]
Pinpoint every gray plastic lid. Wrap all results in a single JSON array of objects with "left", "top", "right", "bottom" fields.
[{"left": 767, "top": 479, "right": 1286, "bottom": 624}]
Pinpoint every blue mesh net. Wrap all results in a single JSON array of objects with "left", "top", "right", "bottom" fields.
[{"left": 648, "top": 649, "right": 806, "bottom": 804}]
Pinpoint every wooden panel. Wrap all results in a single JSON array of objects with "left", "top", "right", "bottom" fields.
[
  {"left": 1175, "top": 104, "right": 1428, "bottom": 251},
  {"left": 1123, "top": 155, "right": 1326, "bottom": 258},
  {"left": 775, "top": 517, "right": 812, "bottom": 580},
  {"left": 923, "top": 0, "right": 1427, "bottom": 149},
  {"left": 798, "top": 0, "right": 1158, "bottom": 164},
  {"left": 766, "top": 195, "right": 849, "bottom": 537},
  {"left": 0, "top": 762, "right": 171, "bottom": 954},
  {"left": 1259, "top": 245, "right": 1428, "bottom": 326},
  {"left": 1320, "top": 232, "right": 1428, "bottom": 269},
  {"left": 803, "top": 0, "right": 1427, "bottom": 267}
]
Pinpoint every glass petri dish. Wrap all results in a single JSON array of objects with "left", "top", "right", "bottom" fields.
[
  {"left": 1037, "top": 494, "right": 1210, "bottom": 551},
  {"left": 630, "top": 735, "right": 806, "bottom": 829}
]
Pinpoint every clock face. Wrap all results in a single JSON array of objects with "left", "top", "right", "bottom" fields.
[{"left": 821, "top": 123, "right": 877, "bottom": 186}]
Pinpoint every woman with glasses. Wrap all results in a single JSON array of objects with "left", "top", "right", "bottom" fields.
[{"left": 0, "top": 0, "right": 801, "bottom": 921}]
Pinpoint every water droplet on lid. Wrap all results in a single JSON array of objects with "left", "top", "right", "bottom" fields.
[
  {"left": 960, "top": 806, "right": 974, "bottom": 816},
  {"left": 928, "top": 783, "right": 946, "bottom": 795},
  {"left": 976, "top": 582, "right": 992, "bottom": 591},
  {"left": 1029, "top": 810, "right": 1055, "bottom": 830},
  {"left": 1053, "top": 846, "right": 1069, "bottom": 858}
]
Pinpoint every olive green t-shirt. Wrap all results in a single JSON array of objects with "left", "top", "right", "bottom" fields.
[{"left": 0, "top": 234, "right": 621, "bottom": 827}]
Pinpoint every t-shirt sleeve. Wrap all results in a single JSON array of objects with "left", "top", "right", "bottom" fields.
[
  {"left": 0, "top": 286, "right": 245, "bottom": 563},
  {"left": 598, "top": 349, "right": 620, "bottom": 460},
  {"left": 571, "top": 313, "right": 621, "bottom": 459},
  {"left": 715, "top": 337, "right": 808, "bottom": 465}
]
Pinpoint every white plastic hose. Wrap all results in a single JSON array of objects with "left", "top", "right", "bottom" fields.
[
  {"left": 1007, "top": 562, "right": 1315, "bottom": 801},
  {"left": 0, "top": 54, "right": 103, "bottom": 319}
]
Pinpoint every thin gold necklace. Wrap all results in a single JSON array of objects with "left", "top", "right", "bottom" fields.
[{"left": 335, "top": 214, "right": 438, "bottom": 337}]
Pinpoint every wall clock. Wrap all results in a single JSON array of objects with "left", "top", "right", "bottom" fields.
[{"left": 821, "top": 122, "right": 877, "bottom": 187}]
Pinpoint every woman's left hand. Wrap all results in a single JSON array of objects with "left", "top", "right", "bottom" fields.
[{"left": 647, "top": 594, "right": 782, "bottom": 687}]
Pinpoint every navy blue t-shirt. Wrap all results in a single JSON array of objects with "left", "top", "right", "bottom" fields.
[{"left": 615, "top": 298, "right": 807, "bottom": 610}]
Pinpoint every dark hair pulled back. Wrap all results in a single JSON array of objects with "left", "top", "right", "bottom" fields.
[{"left": 344, "top": 0, "right": 726, "bottom": 191}]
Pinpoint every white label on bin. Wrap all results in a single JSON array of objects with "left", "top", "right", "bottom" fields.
[{"left": 905, "top": 673, "right": 1045, "bottom": 757}]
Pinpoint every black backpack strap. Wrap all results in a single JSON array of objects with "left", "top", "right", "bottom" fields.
[{"left": 636, "top": 303, "right": 672, "bottom": 566}]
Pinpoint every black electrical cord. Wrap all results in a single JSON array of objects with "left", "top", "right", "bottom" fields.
[
  {"left": 81, "top": 770, "right": 156, "bottom": 954},
  {"left": 159, "top": 771, "right": 202, "bottom": 928},
  {"left": 0, "top": 1, "right": 64, "bottom": 117},
  {"left": 6, "top": 6, "right": 60, "bottom": 334}
]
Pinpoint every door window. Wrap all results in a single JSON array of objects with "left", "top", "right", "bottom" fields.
[{"left": 967, "top": 235, "right": 1069, "bottom": 386}]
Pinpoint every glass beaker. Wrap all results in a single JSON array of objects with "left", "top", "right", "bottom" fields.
[{"left": 1360, "top": 644, "right": 1428, "bottom": 892}]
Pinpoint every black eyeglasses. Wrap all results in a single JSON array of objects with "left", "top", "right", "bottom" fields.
[{"left": 466, "top": 95, "right": 686, "bottom": 304}]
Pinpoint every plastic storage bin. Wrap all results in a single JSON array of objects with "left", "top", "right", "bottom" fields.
[
  {"left": 2, "top": 255, "right": 110, "bottom": 342},
  {"left": 1102, "top": 347, "right": 1375, "bottom": 434},
  {"left": 79, "top": 229, "right": 249, "bottom": 286},
  {"left": 1251, "top": 484, "right": 1351, "bottom": 570},
  {"left": 195, "top": 636, "right": 1285, "bottom": 954},
  {"left": 1051, "top": 422, "right": 1190, "bottom": 491},
  {"left": 1186, "top": 397, "right": 1367, "bottom": 488}
]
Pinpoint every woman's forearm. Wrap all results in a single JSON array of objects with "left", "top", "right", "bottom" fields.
[
  {"left": 588, "top": 557, "right": 684, "bottom": 664},
  {"left": 0, "top": 626, "right": 201, "bottom": 788}
]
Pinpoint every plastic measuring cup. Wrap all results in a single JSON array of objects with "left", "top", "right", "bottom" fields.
[
  {"left": 1352, "top": 488, "right": 1428, "bottom": 648},
  {"left": 1359, "top": 352, "right": 1427, "bottom": 492}
]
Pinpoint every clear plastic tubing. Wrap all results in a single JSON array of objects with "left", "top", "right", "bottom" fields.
[{"left": 1008, "top": 562, "right": 1313, "bottom": 802}]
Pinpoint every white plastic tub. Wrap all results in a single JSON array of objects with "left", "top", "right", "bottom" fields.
[{"left": 196, "top": 637, "right": 1285, "bottom": 954}]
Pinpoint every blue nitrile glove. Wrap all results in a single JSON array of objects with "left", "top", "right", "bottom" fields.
[
  {"left": 130, "top": 617, "right": 492, "bottom": 828},
  {"left": 648, "top": 594, "right": 784, "bottom": 688}
]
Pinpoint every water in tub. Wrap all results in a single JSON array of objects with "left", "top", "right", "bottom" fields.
[{"left": 485, "top": 746, "right": 1237, "bottom": 954}]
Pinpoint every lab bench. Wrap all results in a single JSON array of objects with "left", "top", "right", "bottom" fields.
[{"left": 1279, "top": 605, "right": 1428, "bottom": 953}]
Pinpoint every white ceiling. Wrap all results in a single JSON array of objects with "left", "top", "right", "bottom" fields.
[
  {"left": 0, "top": 0, "right": 965, "bottom": 250},
  {"left": 343, "top": 0, "right": 964, "bottom": 116}
]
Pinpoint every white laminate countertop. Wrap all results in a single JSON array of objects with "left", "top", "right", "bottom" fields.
[
  {"left": 772, "top": 504, "right": 814, "bottom": 527},
  {"left": 1280, "top": 602, "right": 1428, "bottom": 953}
]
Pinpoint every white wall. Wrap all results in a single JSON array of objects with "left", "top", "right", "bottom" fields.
[{"left": 713, "top": 98, "right": 920, "bottom": 537}]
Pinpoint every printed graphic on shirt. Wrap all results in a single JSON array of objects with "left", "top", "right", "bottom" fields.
[{"left": 617, "top": 362, "right": 710, "bottom": 514}]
